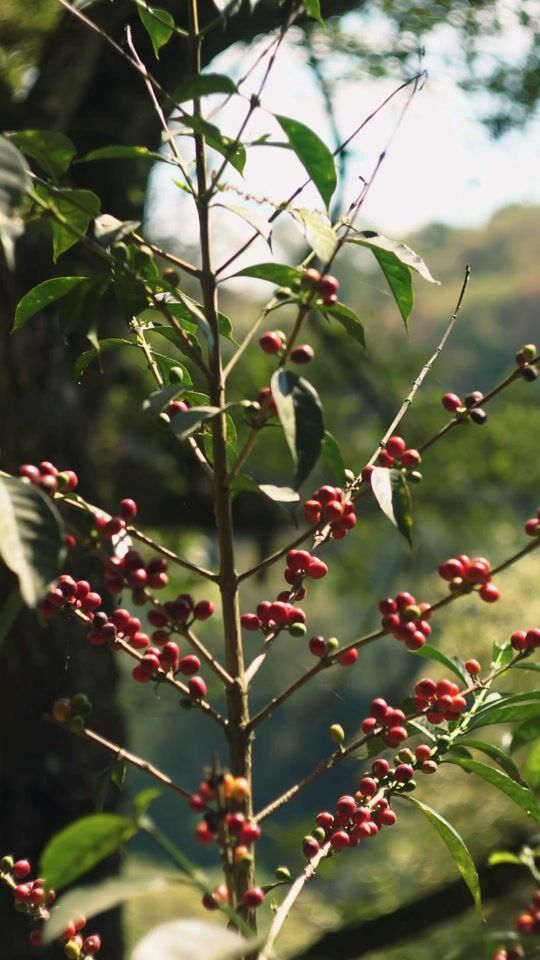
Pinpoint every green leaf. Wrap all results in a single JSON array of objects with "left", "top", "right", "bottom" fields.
[
  {"left": 175, "top": 73, "right": 237, "bottom": 102},
  {"left": 514, "top": 661, "right": 540, "bottom": 673},
  {"left": 322, "top": 300, "right": 366, "bottom": 351},
  {"left": 138, "top": 5, "right": 174, "bottom": 57},
  {"left": 413, "top": 644, "right": 467, "bottom": 682},
  {"left": 0, "top": 477, "right": 65, "bottom": 607},
  {"left": 43, "top": 874, "right": 185, "bottom": 943},
  {"left": 80, "top": 145, "right": 164, "bottom": 163},
  {"left": 321, "top": 431, "right": 346, "bottom": 484},
  {"left": 258, "top": 484, "right": 300, "bottom": 503},
  {"left": 94, "top": 214, "right": 141, "bottom": 247},
  {"left": 512, "top": 717, "right": 540, "bottom": 753},
  {"left": 143, "top": 384, "right": 187, "bottom": 416},
  {"left": 271, "top": 369, "right": 325, "bottom": 488},
  {"left": 0, "top": 589, "right": 23, "bottom": 652},
  {"left": 214, "top": 203, "right": 272, "bottom": 246},
  {"left": 292, "top": 208, "right": 337, "bottom": 261},
  {"left": 179, "top": 116, "right": 246, "bottom": 174},
  {"left": 234, "top": 262, "right": 302, "bottom": 287},
  {"left": 168, "top": 406, "right": 222, "bottom": 441},
  {"left": 400, "top": 795, "right": 483, "bottom": 916},
  {"left": 0, "top": 135, "right": 30, "bottom": 215},
  {"left": 8, "top": 130, "right": 76, "bottom": 180},
  {"left": 57, "top": 277, "right": 110, "bottom": 350},
  {"left": 275, "top": 115, "right": 336, "bottom": 209},
  {"left": 110, "top": 756, "right": 127, "bottom": 792},
  {"left": 304, "top": 0, "right": 324, "bottom": 24},
  {"left": 133, "top": 788, "right": 161, "bottom": 819},
  {"left": 488, "top": 850, "right": 524, "bottom": 866},
  {"left": 446, "top": 755, "right": 540, "bottom": 821},
  {"left": 371, "top": 466, "right": 413, "bottom": 545},
  {"left": 491, "top": 641, "right": 515, "bottom": 670},
  {"left": 74, "top": 338, "right": 136, "bottom": 380},
  {"left": 347, "top": 231, "right": 439, "bottom": 328},
  {"left": 469, "top": 692, "right": 540, "bottom": 731},
  {"left": 453, "top": 740, "right": 525, "bottom": 783},
  {"left": 525, "top": 740, "right": 540, "bottom": 790},
  {"left": 39, "top": 813, "right": 137, "bottom": 891},
  {"left": 13, "top": 277, "right": 87, "bottom": 331},
  {"left": 38, "top": 186, "right": 100, "bottom": 260}
]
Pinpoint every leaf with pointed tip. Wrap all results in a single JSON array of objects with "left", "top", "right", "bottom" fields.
[
  {"left": 36, "top": 185, "right": 100, "bottom": 260},
  {"left": 320, "top": 431, "right": 346, "bottom": 484},
  {"left": 13, "top": 277, "right": 88, "bottom": 331},
  {"left": 488, "top": 851, "right": 523, "bottom": 867},
  {"left": 321, "top": 301, "right": 366, "bottom": 351},
  {"left": 179, "top": 116, "right": 246, "bottom": 174},
  {"left": 8, "top": 130, "right": 76, "bottom": 180},
  {"left": 234, "top": 262, "right": 301, "bottom": 287},
  {"left": 453, "top": 740, "right": 525, "bottom": 784},
  {"left": 132, "top": 919, "right": 254, "bottom": 960},
  {"left": 94, "top": 214, "right": 141, "bottom": 245},
  {"left": 468, "top": 692, "right": 540, "bottom": 731},
  {"left": 348, "top": 230, "right": 438, "bottom": 327},
  {"left": 168, "top": 406, "right": 222, "bottom": 441},
  {"left": 413, "top": 644, "right": 467, "bottom": 682},
  {"left": 175, "top": 73, "right": 237, "bottom": 103},
  {"left": 0, "top": 477, "right": 65, "bottom": 607},
  {"left": 304, "top": 0, "right": 324, "bottom": 24},
  {"left": 138, "top": 5, "right": 174, "bottom": 57},
  {"left": 39, "top": 813, "right": 137, "bottom": 891},
  {"left": 446, "top": 755, "right": 540, "bottom": 821},
  {"left": 292, "top": 208, "right": 337, "bottom": 261},
  {"left": 258, "top": 485, "right": 300, "bottom": 503},
  {"left": 512, "top": 717, "right": 540, "bottom": 753},
  {"left": 276, "top": 115, "right": 336, "bottom": 209},
  {"left": 80, "top": 145, "right": 164, "bottom": 163},
  {"left": 371, "top": 466, "right": 413, "bottom": 545},
  {"left": 133, "top": 788, "right": 161, "bottom": 819},
  {"left": 400, "top": 795, "right": 483, "bottom": 916},
  {"left": 271, "top": 370, "right": 325, "bottom": 488},
  {"left": 74, "top": 338, "right": 135, "bottom": 380},
  {"left": 215, "top": 203, "right": 272, "bottom": 247}
]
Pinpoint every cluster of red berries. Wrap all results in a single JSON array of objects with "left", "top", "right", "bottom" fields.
[
  {"left": 284, "top": 548, "right": 328, "bottom": 583},
  {"left": 378, "top": 592, "right": 432, "bottom": 650},
  {"left": 524, "top": 507, "right": 540, "bottom": 538},
  {"left": 103, "top": 549, "right": 169, "bottom": 596},
  {"left": 241, "top": 596, "right": 306, "bottom": 636},
  {"left": 39, "top": 575, "right": 103, "bottom": 621},
  {"left": 93, "top": 498, "right": 138, "bottom": 543},
  {"left": 516, "top": 889, "right": 540, "bottom": 934},
  {"left": 0, "top": 856, "right": 101, "bottom": 957},
  {"left": 441, "top": 390, "right": 488, "bottom": 425},
  {"left": 511, "top": 627, "right": 540, "bottom": 652},
  {"left": 301, "top": 268, "right": 340, "bottom": 306},
  {"left": 413, "top": 677, "right": 468, "bottom": 723},
  {"left": 515, "top": 341, "right": 538, "bottom": 381},
  {"left": 303, "top": 485, "right": 357, "bottom": 539},
  {"left": 377, "top": 435, "right": 422, "bottom": 473},
  {"left": 18, "top": 461, "right": 78, "bottom": 495},
  {"left": 259, "top": 330, "right": 315, "bottom": 365},
  {"left": 307, "top": 635, "right": 359, "bottom": 666},
  {"left": 361, "top": 697, "right": 409, "bottom": 747},
  {"left": 437, "top": 554, "right": 500, "bottom": 603}
]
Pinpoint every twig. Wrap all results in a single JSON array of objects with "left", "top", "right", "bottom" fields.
[
  {"left": 257, "top": 844, "right": 330, "bottom": 960},
  {"left": 184, "top": 626, "right": 234, "bottom": 687}
]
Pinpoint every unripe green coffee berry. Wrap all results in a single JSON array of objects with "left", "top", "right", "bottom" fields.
[
  {"left": 0, "top": 855, "right": 14, "bottom": 872},
  {"left": 168, "top": 366, "right": 184, "bottom": 384},
  {"left": 522, "top": 343, "right": 537, "bottom": 362},
  {"left": 64, "top": 941, "right": 81, "bottom": 960},
  {"left": 312, "top": 827, "right": 326, "bottom": 842},
  {"left": 408, "top": 470, "right": 423, "bottom": 484},
  {"left": 436, "top": 736, "right": 451, "bottom": 754},
  {"left": 402, "top": 779, "right": 417, "bottom": 792},
  {"left": 401, "top": 605, "right": 421, "bottom": 621},
  {"left": 329, "top": 723, "right": 345, "bottom": 744},
  {"left": 523, "top": 365, "right": 539, "bottom": 382},
  {"left": 344, "top": 468, "right": 355, "bottom": 482},
  {"left": 289, "top": 622, "right": 307, "bottom": 638},
  {"left": 398, "top": 748, "right": 415, "bottom": 763},
  {"left": 71, "top": 693, "right": 92, "bottom": 718},
  {"left": 14, "top": 900, "right": 28, "bottom": 912},
  {"left": 326, "top": 637, "right": 340, "bottom": 653},
  {"left": 68, "top": 716, "right": 85, "bottom": 733},
  {"left": 275, "top": 866, "right": 291, "bottom": 881},
  {"left": 240, "top": 399, "right": 259, "bottom": 410},
  {"left": 162, "top": 267, "right": 179, "bottom": 285}
]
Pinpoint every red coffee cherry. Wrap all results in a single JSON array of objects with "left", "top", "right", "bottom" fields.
[
  {"left": 241, "top": 613, "right": 261, "bottom": 631},
  {"left": 330, "top": 830, "right": 350, "bottom": 850},
  {"left": 358, "top": 777, "right": 378, "bottom": 797},
  {"left": 243, "top": 887, "right": 265, "bottom": 908},
  {"left": 179, "top": 655, "right": 201, "bottom": 676},
  {"left": 377, "top": 450, "right": 394, "bottom": 468},
  {"left": 168, "top": 400, "right": 189, "bottom": 417},
  {"left": 13, "top": 860, "right": 31, "bottom": 880},
  {"left": 82, "top": 934, "right": 101, "bottom": 954},
  {"left": 291, "top": 344, "right": 315, "bottom": 364},
  {"left": 119, "top": 498, "right": 137, "bottom": 520},
  {"left": 193, "top": 600, "right": 215, "bottom": 620},
  {"left": 309, "top": 636, "right": 327, "bottom": 657},
  {"left": 188, "top": 676, "right": 207, "bottom": 700},
  {"left": 302, "top": 835, "right": 320, "bottom": 858},
  {"left": 479, "top": 582, "right": 500, "bottom": 603},
  {"left": 339, "top": 648, "right": 358, "bottom": 667},
  {"left": 465, "top": 658, "right": 481, "bottom": 675},
  {"left": 401, "top": 448, "right": 421, "bottom": 469},
  {"left": 415, "top": 744, "right": 432, "bottom": 762},
  {"left": 259, "top": 332, "right": 283, "bottom": 355},
  {"left": 442, "top": 392, "right": 462, "bottom": 412},
  {"left": 317, "top": 275, "right": 339, "bottom": 304},
  {"left": 386, "top": 436, "right": 406, "bottom": 458},
  {"left": 306, "top": 557, "right": 328, "bottom": 579}
]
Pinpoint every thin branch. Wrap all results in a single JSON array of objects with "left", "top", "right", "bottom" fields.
[
  {"left": 184, "top": 626, "right": 235, "bottom": 687},
  {"left": 133, "top": 235, "right": 202, "bottom": 280},
  {"left": 223, "top": 296, "right": 279, "bottom": 379},
  {"left": 257, "top": 844, "right": 330, "bottom": 960}
]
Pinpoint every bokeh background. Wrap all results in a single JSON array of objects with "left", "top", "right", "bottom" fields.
[{"left": 1, "top": 2, "right": 539, "bottom": 958}]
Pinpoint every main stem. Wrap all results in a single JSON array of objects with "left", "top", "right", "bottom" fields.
[{"left": 187, "top": 0, "right": 254, "bottom": 923}]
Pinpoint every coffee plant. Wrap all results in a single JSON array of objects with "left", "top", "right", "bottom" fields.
[{"left": 0, "top": 2, "right": 539, "bottom": 958}]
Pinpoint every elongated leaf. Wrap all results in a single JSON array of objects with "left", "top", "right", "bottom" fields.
[
  {"left": 488, "top": 850, "right": 523, "bottom": 866},
  {"left": 400, "top": 795, "right": 482, "bottom": 915},
  {"left": 0, "top": 589, "right": 23, "bottom": 651},
  {"left": 413, "top": 644, "right": 467, "bottom": 682},
  {"left": 94, "top": 214, "right": 141, "bottom": 246},
  {"left": 469, "top": 692, "right": 540, "bottom": 731},
  {"left": 39, "top": 814, "right": 137, "bottom": 891},
  {"left": 133, "top": 788, "right": 161, "bottom": 819},
  {"left": 276, "top": 115, "right": 336, "bottom": 209},
  {"left": 74, "top": 338, "right": 135, "bottom": 380},
  {"left": 168, "top": 406, "right": 222, "bottom": 441},
  {"left": 292, "top": 208, "right": 337, "bottom": 261},
  {"left": 258, "top": 485, "right": 300, "bottom": 503},
  {"left": 179, "top": 116, "right": 245, "bottom": 174},
  {"left": 234, "top": 262, "right": 301, "bottom": 287},
  {"left": 14, "top": 277, "right": 87, "bottom": 331},
  {"left": 514, "top": 661, "right": 540, "bottom": 673},
  {"left": 8, "top": 130, "right": 76, "bottom": 180},
  {"left": 81, "top": 145, "right": 164, "bottom": 163},
  {"left": 175, "top": 73, "right": 237, "bottom": 103},
  {"left": 44, "top": 874, "right": 185, "bottom": 943},
  {"left": 322, "top": 301, "right": 366, "bottom": 351},
  {"left": 214, "top": 203, "right": 272, "bottom": 246},
  {"left": 512, "top": 717, "right": 540, "bottom": 753},
  {"left": 0, "top": 135, "right": 30, "bottom": 214},
  {"left": 371, "top": 466, "right": 413, "bottom": 545},
  {"left": 271, "top": 369, "right": 325, "bottom": 488},
  {"left": 453, "top": 740, "right": 524, "bottom": 783},
  {"left": 132, "top": 919, "right": 253, "bottom": 960},
  {"left": 38, "top": 186, "right": 100, "bottom": 260},
  {"left": 0, "top": 477, "right": 65, "bottom": 607},
  {"left": 138, "top": 5, "right": 174, "bottom": 57},
  {"left": 525, "top": 740, "right": 540, "bottom": 790},
  {"left": 446, "top": 755, "right": 540, "bottom": 821},
  {"left": 321, "top": 431, "right": 346, "bottom": 483},
  {"left": 143, "top": 384, "right": 187, "bottom": 416},
  {"left": 348, "top": 231, "right": 438, "bottom": 327},
  {"left": 304, "top": 0, "right": 324, "bottom": 24}
]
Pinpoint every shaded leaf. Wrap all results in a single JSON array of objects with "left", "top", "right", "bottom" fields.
[
  {"left": 81, "top": 145, "right": 164, "bottom": 163},
  {"left": 446, "top": 755, "right": 540, "bottom": 821},
  {"left": 413, "top": 644, "right": 467, "bottom": 682},
  {"left": 469, "top": 692, "right": 540, "bottom": 731},
  {"left": 525, "top": 740, "right": 540, "bottom": 790},
  {"left": 8, "top": 130, "right": 76, "bottom": 180},
  {"left": 0, "top": 477, "right": 65, "bottom": 607},
  {"left": 175, "top": 73, "right": 237, "bottom": 103},
  {"left": 0, "top": 589, "right": 23, "bottom": 652},
  {"left": 271, "top": 369, "right": 325, "bottom": 488},
  {"left": 400, "top": 795, "right": 483, "bottom": 916},
  {"left": 258, "top": 485, "right": 300, "bottom": 503},
  {"left": 37, "top": 186, "right": 100, "bottom": 260},
  {"left": 138, "top": 5, "right": 174, "bottom": 57},
  {"left": 74, "top": 338, "right": 135, "bottom": 380},
  {"left": 276, "top": 115, "right": 336, "bottom": 208},
  {"left": 110, "top": 756, "right": 127, "bottom": 792},
  {"left": 14, "top": 277, "right": 87, "bottom": 331},
  {"left": 215, "top": 203, "right": 272, "bottom": 246},
  {"left": 131, "top": 919, "right": 253, "bottom": 960},
  {"left": 234, "top": 262, "right": 301, "bottom": 287},
  {"left": 453, "top": 740, "right": 524, "bottom": 783},
  {"left": 371, "top": 466, "right": 413, "bottom": 545},
  {"left": 168, "top": 406, "right": 222, "bottom": 441},
  {"left": 321, "top": 431, "right": 346, "bottom": 484},
  {"left": 39, "top": 814, "right": 137, "bottom": 891},
  {"left": 94, "top": 214, "right": 141, "bottom": 245},
  {"left": 143, "top": 384, "right": 187, "bottom": 416},
  {"left": 134, "top": 788, "right": 161, "bottom": 818},
  {"left": 292, "top": 208, "right": 337, "bottom": 261},
  {"left": 512, "top": 717, "right": 540, "bottom": 753},
  {"left": 179, "top": 116, "right": 245, "bottom": 174},
  {"left": 322, "top": 301, "right": 366, "bottom": 352}
]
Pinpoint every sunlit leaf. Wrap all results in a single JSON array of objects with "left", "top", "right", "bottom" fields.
[
  {"left": 0, "top": 477, "right": 65, "bottom": 607},
  {"left": 271, "top": 370, "right": 325, "bottom": 488},
  {"left": 304, "top": 0, "right": 324, "bottom": 24},
  {"left": 233, "top": 262, "right": 301, "bottom": 287},
  {"left": 453, "top": 740, "right": 525, "bottom": 783},
  {"left": 39, "top": 814, "right": 137, "bottom": 891},
  {"left": 37, "top": 186, "right": 100, "bottom": 260},
  {"left": 168, "top": 406, "right": 222, "bottom": 441},
  {"left": 94, "top": 214, "right": 141, "bottom": 246},
  {"left": 276, "top": 115, "right": 336, "bottom": 209},
  {"left": 14, "top": 277, "right": 87, "bottom": 331},
  {"left": 80, "top": 145, "right": 164, "bottom": 163},
  {"left": 8, "top": 130, "right": 76, "bottom": 180},
  {"left": 371, "top": 466, "right": 413, "bottom": 545},
  {"left": 446, "top": 755, "right": 540, "bottom": 821},
  {"left": 291, "top": 208, "right": 337, "bottom": 261},
  {"left": 469, "top": 692, "right": 540, "bottom": 731},
  {"left": 179, "top": 116, "right": 246, "bottom": 174},
  {"left": 321, "top": 300, "right": 366, "bottom": 351},
  {"left": 138, "top": 5, "right": 174, "bottom": 57},
  {"left": 413, "top": 644, "right": 467, "bottom": 682},
  {"left": 175, "top": 73, "right": 237, "bottom": 103}
]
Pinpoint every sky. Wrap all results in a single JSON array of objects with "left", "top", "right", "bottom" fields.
[{"left": 145, "top": 7, "right": 540, "bottom": 262}]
